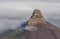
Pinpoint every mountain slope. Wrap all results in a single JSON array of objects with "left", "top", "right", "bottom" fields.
[
  {"left": 24, "top": 9, "right": 60, "bottom": 39},
  {"left": 0, "top": 9, "right": 60, "bottom": 39}
]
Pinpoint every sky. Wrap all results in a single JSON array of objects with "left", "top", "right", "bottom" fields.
[{"left": 0, "top": 0, "right": 60, "bottom": 32}]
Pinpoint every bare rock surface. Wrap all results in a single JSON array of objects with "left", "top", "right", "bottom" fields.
[{"left": 24, "top": 9, "right": 60, "bottom": 39}]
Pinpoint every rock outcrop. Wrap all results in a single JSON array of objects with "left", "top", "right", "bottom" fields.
[
  {"left": 28, "top": 9, "right": 46, "bottom": 26},
  {"left": 24, "top": 9, "right": 60, "bottom": 39}
]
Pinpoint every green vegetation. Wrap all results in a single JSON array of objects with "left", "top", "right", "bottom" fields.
[{"left": 0, "top": 29, "right": 25, "bottom": 39}]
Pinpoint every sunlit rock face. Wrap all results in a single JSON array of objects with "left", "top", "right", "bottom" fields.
[
  {"left": 28, "top": 9, "right": 46, "bottom": 26},
  {"left": 24, "top": 9, "right": 60, "bottom": 39}
]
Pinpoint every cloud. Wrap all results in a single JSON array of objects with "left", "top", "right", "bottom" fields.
[
  {"left": 0, "top": 1, "right": 60, "bottom": 32},
  {"left": 0, "top": 2, "right": 33, "bottom": 19},
  {"left": 0, "top": 19, "right": 23, "bottom": 32},
  {"left": 0, "top": 0, "right": 60, "bottom": 3},
  {"left": 24, "top": 26, "right": 37, "bottom": 31},
  {"left": 0, "top": 2, "right": 60, "bottom": 20}
]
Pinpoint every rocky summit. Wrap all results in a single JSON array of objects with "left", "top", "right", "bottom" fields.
[
  {"left": 0, "top": 9, "right": 60, "bottom": 39},
  {"left": 28, "top": 9, "right": 46, "bottom": 26},
  {"left": 24, "top": 9, "right": 60, "bottom": 39}
]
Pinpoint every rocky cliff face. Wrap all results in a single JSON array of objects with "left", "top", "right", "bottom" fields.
[
  {"left": 28, "top": 9, "right": 46, "bottom": 26},
  {"left": 24, "top": 9, "right": 60, "bottom": 39}
]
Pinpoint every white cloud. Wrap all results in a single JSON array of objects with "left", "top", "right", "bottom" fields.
[
  {"left": 0, "top": 0, "right": 60, "bottom": 3},
  {"left": 0, "top": 2, "right": 60, "bottom": 18},
  {"left": 0, "top": 2, "right": 33, "bottom": 19},
  {"left": 0, "top": 1, "right": 60, "bottom": 21},
  {"left": 24, "top": 26, "right": 37, "bottom": 31}
]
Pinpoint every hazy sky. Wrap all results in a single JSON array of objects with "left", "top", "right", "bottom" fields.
[
  {"left": 0, "top": 0, "right": 60, "bottom": 19},
  {"left": 0, "top": 0, "right": 60, "bottom": 3},
  {"left": 0, "top": 0, "right": 60, "bottom": 32}
]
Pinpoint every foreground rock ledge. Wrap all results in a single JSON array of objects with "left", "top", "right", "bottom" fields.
[{"left": 24, "top": 9, "right": 60, "bottom": 39}]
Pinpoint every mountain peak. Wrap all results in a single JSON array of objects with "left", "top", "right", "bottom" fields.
[
  {"left": 31, "top": 9, "right": 43, "bottom": 18},
  {"left": 28, "top": 9, "right": 46, "bottom": 26}
]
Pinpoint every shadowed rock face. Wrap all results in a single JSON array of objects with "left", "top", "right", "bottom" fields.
[{"left": 24, "top": 9, "right": 60, "bottom": 39}]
